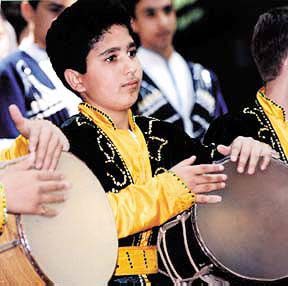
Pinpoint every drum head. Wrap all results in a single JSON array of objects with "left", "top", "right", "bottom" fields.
[
  {"left": 21, "top": 152, "right": 118, "bottom": 286},
  {"left": 195, "top": 158, "right": 288, "bottom": 281}
]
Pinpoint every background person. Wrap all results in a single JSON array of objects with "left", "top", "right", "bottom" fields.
[
  {"left": 0, "top": 0, "right": 81, "bottom": 139},
  {"left": 0, "top": 11, "right": 17, "bottom": 60},
  {"left": 126, "top": 0, "right": 228, "bottom": 140},
  {"left": 204, "top": 7, "right": 288, "bottom": 165}
]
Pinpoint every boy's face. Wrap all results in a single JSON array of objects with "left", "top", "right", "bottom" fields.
[
  {"left": 30, "top": 0, "right": 76, "bottom": 48},
  {"left": 132, "top": 0, "right": 176, "bottom": 56},
  {"left": 76, "top": 25, "right": 142, "bottom": 116},
  {"left": 0, "top": 17, "right": 15, "bottom": 59}
]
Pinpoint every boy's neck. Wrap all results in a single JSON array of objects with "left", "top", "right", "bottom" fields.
[
  {"left": 34, "top": 40, "right": 46, "bottom": 50},
  {"left": 101, "top": 108, "right": 130, "bottom": 130},
  {"left": 265, "top": 76, "right": 288, "bottom": 115},
  {"left": 143, "top": 44, "right": 174, "bottom": 60},
  {"left": 114, "top": 112, "right": 130, "bottom": 130}
]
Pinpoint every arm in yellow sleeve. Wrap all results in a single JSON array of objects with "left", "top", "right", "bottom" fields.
[
  {"left": 107, "top": 171, "right": 195, "bottom": 239},
  {"left": 0, "top": 136, "right": 29, "bottom": 161}
]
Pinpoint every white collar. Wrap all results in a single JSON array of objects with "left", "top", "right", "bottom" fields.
[
  {"left": 137, "top": 46, "right": 195, "bottom": 136},
  {"left": 137, "top": 46, "right": 177, "bottom": 68},
  {"left": 19, "top": 42, "right": 48, "bottom": 62}
]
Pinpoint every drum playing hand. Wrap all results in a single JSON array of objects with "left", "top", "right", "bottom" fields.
[
  {"left": 170, "top": 155, "right": 226, "bottom": 204},
  {"left": 217, "top": 136, "right": 275, "bottom": 174},
  {"left": 0, "top": 153, "right": 70, "bottom": 216},
  {"left": 9, "top": 104, "right": 70, "bottom": 171}
]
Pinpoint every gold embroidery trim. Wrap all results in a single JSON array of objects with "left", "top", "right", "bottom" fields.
[{"left": 115, "top": 246, "right": 158, "bottom": 276}]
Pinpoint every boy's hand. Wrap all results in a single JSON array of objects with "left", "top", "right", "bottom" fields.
[
  {"left": 9, "top": 104, "right": 69, "bottom": 170},
  {"left": 170, "top": 156, "right": 226, "bottom": 204},
  {"left": 217, "top": 136, "right": 275, "bottom": 174}
]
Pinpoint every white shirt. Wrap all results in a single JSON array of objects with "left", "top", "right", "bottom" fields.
[
  {"left": 19, "top": 42, "right": 81, "bottom": 116},
  {"left": 137, "top": 47, "right": 194, "bottom": 136}
]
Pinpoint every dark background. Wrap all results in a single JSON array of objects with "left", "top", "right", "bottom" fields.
[
  {"left": 175, "top": 0, "right": 288, "bottom": 112},
  {"left": 2, "top": 0, "right": 288, "bottom": 112}
]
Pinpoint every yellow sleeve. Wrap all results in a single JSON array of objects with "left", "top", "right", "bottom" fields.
[
  {"left": 0, "top": 136, "right": 29, "bottom": 161},
  {"left": 107, "top": 171, "right": 195, "bottom": 239}
]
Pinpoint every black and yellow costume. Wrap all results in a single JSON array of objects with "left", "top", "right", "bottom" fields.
[
  {"left": 61, "top": 102, "right": 217, "bottom": 285},
  {"left": 0, "top": 101, "right": 219, "bottom": 285},
  {"left": 204, "top": 88, "right": 288, "bottom": 164}
]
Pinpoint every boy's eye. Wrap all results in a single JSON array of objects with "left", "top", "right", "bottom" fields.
[
  {"left": 128, "top": 49, "right": 137, "bottom": 58},
  {"left": 47, "top": 4, "right": 64, "bottom": 14},
  {"left": 163, "top": 5, "right": 173, "bottom": 15},
  {"left": 145, "top": 8, "right": 156, "bottom": 17},
  {"left": 105, "top": 55, "right": 117, "bottom": 62}
]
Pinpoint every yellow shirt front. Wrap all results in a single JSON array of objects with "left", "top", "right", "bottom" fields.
[
  {"left": 257, "top": 88, "right": 288, "bottom": 158},
  {"left": 79, "top": 103, "right": 195, "bottom": 239}
]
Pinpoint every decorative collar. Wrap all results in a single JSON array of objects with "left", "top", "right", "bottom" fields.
[
  {"left": 78, "top": 102, "right": 136, "bottom": 131},
  {"left": 257, "top": 87, "right": 286, "bottom": 121}
]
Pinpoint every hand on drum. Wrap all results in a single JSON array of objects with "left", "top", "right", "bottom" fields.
[
  {"left": 0, "top": 153, "right": 70, "bottom": 216},
  {"left": 217, "top": 136, "right": 276, "bottom": 175},
  {"left": 170, "top": 155, "right": 226, "bottom": 204},
  {"left": 9, "top": 104, "right": 70, "bottom": 171}
]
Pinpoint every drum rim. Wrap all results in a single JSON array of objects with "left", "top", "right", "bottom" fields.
[
  {"left": 16, "top": 214, "right": 52, "bottom": 284},
  {"left": 191, "top": 156, "right": 288, "bottom": 282},
  {"left": 192, "top": 206, "right": 288, "bottom": 282}
]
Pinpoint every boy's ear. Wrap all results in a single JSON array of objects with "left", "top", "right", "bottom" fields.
[
  {"left": 131, "top": 19, "right": 138, "bottom": 33},
  {"left": 21, "top": 1, "right": 35, "bottom": 23},
  {"left": 64, "top": 69, "right": 86, "bottom": 93},
  {"left": 283, "top": 55, "right": 288, "bottom": 67}
]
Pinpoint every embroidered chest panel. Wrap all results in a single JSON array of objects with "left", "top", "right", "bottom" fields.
[
  {"left": 243, "top": 101, "right": 288, "bottom": 164},
  {"left": 75, "top": 115, "right": 134, "bottom": 193}
]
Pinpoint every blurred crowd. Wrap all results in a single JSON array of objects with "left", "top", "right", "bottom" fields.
[{"left": 0, "top": 0, "right": 228, "bottom": 144}]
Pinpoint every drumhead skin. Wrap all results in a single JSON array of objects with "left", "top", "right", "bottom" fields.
[
  {"left": 195, "top": 157, "right": 288, "bottom": 281},
  {"left": 20, "top": 152, "right": 118, "bottom": 286}
]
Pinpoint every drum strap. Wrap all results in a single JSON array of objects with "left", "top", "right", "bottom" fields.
[{"left": 115, "top": 246, "right": 158, "bottom": 276}]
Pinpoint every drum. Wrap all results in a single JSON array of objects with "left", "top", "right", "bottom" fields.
[
  {"left": 158, "top": 158, "right": 288, "bottom": 286},
  {"left": 0, "top": 152, "right": 118, "bottom": 285}
]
